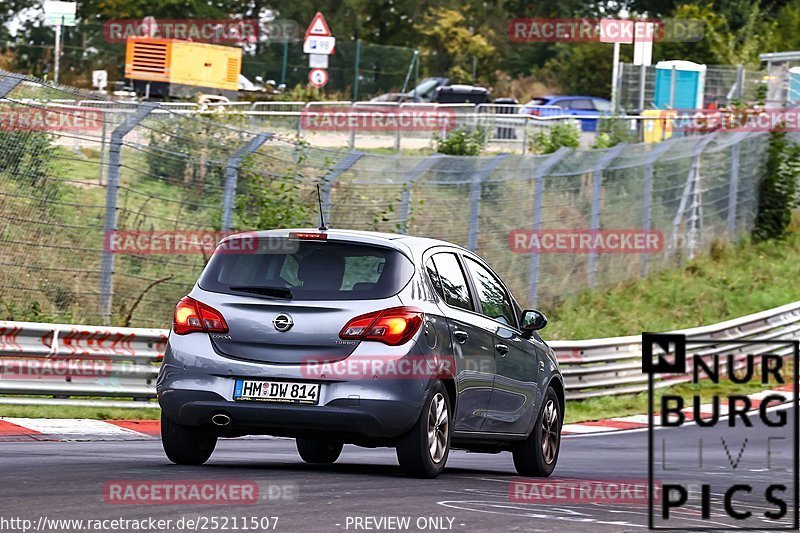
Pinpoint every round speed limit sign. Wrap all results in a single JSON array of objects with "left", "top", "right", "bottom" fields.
[{"left": 308, "top": 68, "right": 329, "bottom": 88}]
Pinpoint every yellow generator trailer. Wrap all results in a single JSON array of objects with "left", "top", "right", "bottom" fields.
[{"left": 124, "top": 37, "right": 242, "bottom": 100}]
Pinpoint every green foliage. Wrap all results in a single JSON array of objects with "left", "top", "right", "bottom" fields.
[
  {"left": 233, "top": 149, "right": 311, "bottom": 230},
  {"left": 434, "top": 127, "right": 486, "bottom": 156},
  {"left": 531, "top": 120, "right": 581, "bottom": 154},
  {"left": 591, "top": 118, "right": 637, "bottom": 149},
  {"left": 0, "top": 130, "right": 57, "bottom": 187},
  {"left": 547, "top": 224, "right": 800, "bottom": 340},
  {"left": 753, "top": 131, "right": 800, "bottom": 242}
]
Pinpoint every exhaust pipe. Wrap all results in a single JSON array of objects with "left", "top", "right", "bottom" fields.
[{"left": 211, "top": 413, "right": 231, "bottom": 426}]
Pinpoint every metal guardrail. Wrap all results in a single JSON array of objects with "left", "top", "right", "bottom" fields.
[{"left": 1, "top": 302, "right": 798, "bottom": 406}]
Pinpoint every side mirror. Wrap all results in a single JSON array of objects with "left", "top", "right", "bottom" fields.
[{"left": 520, "top": 309, "right": 548, "bottom": 338}]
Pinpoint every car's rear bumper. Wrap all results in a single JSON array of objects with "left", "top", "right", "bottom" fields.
[{"left": 159, "top": 389, "right": 421, "bottom": 440}]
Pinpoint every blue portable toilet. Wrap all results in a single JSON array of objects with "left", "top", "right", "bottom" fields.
[
  {"left": 654, "top": 60, "right": 706, "bottom": 109},
  {"left": 788, "top": 67, "right": 800, "bottom": 104}
]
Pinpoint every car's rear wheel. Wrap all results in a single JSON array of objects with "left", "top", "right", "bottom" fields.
[
  {"left": 296, "top": 438, "right": 344, "bottom": 464},
  {"left": 161, "top": 413, "right": 217, "bottom": 465},
  {"left": 396, "top": 381, "right": 451, "bottom": 478},
  {"left": 513, "top": 387, "right": 562, "bottom": 476}
]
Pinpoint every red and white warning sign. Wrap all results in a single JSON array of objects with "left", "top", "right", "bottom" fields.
[
  {"left": 305, "top": 12, "right": 331, "bottom": 37},
  {"left": 308, "top": 68, "right": 329, "bottom": 88}
]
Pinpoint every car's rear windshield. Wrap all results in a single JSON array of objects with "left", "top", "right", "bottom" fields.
[{"left": 198, "top": 238, "right": 414, "bottom": 301}]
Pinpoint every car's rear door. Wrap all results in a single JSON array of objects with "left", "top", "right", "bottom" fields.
[{"left": 424, "top": 250, "right": 496, "bottom": 432}]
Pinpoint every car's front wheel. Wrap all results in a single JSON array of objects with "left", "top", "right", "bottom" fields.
[
  {"left": 296, "top": 438, "right": 344, "bottom": 464},
  {"left": 161, "top": 413, "right": 217, "bottom": 465},
  {"left": 396, "top": 381, "right": 451, "bottom": 478},
  {"left": 513, "top": 387, "right": 562, "bottom": 476}
]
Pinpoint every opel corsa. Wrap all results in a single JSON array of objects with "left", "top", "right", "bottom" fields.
[{"left": 157, "top": 229, "right": 564, "bottom": 478}]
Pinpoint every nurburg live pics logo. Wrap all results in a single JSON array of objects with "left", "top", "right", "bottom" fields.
[{"left": 643, "top": 332, "right": 799, "bottom": 530}]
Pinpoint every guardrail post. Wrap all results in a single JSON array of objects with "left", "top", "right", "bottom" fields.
[
  {"left": 99, "top": 102, "right": 159, "bottom": 326},
  {"left": 320, "top": 151, "right": 364, "bottom": 224},
  {"left": 467, "top": 154, "right": 509, "bottom": 251},
  {"left": 398, "top": 154, "right": 443, "bottom": 234},
  {"left": 588, "top": 143, "right": 626, "bottom": 288},
  {"left": 726, "top": 141, "right": 741, "bottom": 238},
  {"left": 527, "top": 147, "right": 571, "bottom": 307},
  {"left": 221, "top": 133, "right": 273, "bottom": 231}
]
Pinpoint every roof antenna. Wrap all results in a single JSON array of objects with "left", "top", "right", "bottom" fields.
[{"left": 316, "top": 183, "right": 328, "bottom": 231}]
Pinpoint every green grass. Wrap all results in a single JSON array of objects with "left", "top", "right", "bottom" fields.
[
  {"left": 546, "top": 226, "right": 800, "bottom": 340},
  {"left": 0, "top": 404, "right": 160, "bottom": 420}
]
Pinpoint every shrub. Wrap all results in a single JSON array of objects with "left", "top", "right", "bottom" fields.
[
  {"left": 434, "top": 127, "right": 486, "bottom": 156},
  {"left": 752, "top": 130, "right": 800, "bottom": 242},
  {"left": 531, "top": 119, "right": 581, "bottom": 154}
]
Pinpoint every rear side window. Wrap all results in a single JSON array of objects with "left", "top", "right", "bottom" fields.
[
  {"left": 464, "top": 257, "right": 516, "bottom": 326},
  {"left": 429, "top": 253, "right": 473, "bottom": 311},
  {"left": 199, "top": 239, "right": 414, "bottom": 301}
]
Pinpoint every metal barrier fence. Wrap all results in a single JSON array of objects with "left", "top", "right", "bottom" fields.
[
  {"left": 0, "top": 71, "right": 769, "bottom": 330},
  {"left": 1, "top": 300, "right": 797, "bottom": 405}
]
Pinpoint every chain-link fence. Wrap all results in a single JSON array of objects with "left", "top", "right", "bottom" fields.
[
  {"left": 6, "top": 23, "right": 417, "bottom": 99},
  {"left": 617, "top": 62, "right": 764, "bottom": 112},
  {"left": 0, "top": 70, "right": 769, "bottom": 328}
]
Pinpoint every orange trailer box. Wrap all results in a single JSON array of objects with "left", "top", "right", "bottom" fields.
[{"left": 124, "top": 37, "right": 241, "bottom": 99}]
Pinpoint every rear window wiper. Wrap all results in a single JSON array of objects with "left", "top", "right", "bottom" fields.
[{"left": 229, "top": 285, "right": 293, "bottom": 299}]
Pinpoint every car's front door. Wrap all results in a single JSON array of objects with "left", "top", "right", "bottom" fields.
[
  {"left": 461, "top": 256, "right": 540, "bottom": 435},
  {"left": 425, "top": 251, "right": 496, "bottom": 432}
]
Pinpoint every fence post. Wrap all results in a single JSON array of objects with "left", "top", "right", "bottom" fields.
[
  {"left": 320, "top": 151, "right": 364, "bottom": 225},
  {"left": 221, "top": 132, "right": 273, "bottom": 231},
  {"left": 398, "top": 154, "right": 443, "bottom": 234},
  {"left": 527, "top": 147, "right": 571, "bottom": 307},
  {"left": 640, "top": 140, "right": 674, "bottom": 277},
  {"left": 587, "top": 143, "right": 626, "bottom": 288},
  {"left": 467, "top": 154, "right": 509, "bottom": 251},
  {"left": 99, "top": 102, "right": 159, "bottom": 325},
  {"left": 667, "top": 133, "right": 717, "bottom": 262},
  {"left": 726, "top": 141, "right": 741, "bottom": 238}
]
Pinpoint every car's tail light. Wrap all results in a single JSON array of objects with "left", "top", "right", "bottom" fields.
[
  {"left": 339, "top": 306, "right": 424, "bottom": 346},
  {"left": 173, "top": 296, "right": 229, "bottom": 335},
  {"left": 530, "top": 109, "right": 540, "bottom": 116}
]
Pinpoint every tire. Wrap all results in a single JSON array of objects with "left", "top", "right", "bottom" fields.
[
  {"left": 513, "top": 387, "right": 562, "bottom": 477},
  {"left": 161, "top": 413, "right": 217, "bottom": 465},
  {"left": 396, "top": 381, "right": 451, "bottom": 478},
  {"left": 296, "top": 438, "right": 344, "bottom": 464}
]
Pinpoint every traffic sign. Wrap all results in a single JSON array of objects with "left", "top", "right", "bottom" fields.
[
  {"left": 43, "top": 1, "right": 76, "bottom": 26},
  {"left": 305, "top": 12, "right": 331, "bottom": 37},
  {"left": 303, "top": 36, "right": 336, "bottom": 55},
  {"left": 309, "top": 68, "right": 329, "bottom": 88},
  {"left": 309, "top": 54, "right": 329, "bottom": 69}
]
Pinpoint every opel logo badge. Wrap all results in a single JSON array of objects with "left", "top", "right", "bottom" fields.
[{"left": 273, "top": 313, "right": 293, "bottom": 332}]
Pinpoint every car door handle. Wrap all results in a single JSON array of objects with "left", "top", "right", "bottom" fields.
[
  {"left": 453, "top": 330, "right": 469, "bottom": 343},
  {"left": 495, "top": 344, "right": 509, "bottom": 356}
]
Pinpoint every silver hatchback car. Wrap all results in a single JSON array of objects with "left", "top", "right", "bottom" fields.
[{"left": 157, "top": 229, "right": 564, "bottom": 478}]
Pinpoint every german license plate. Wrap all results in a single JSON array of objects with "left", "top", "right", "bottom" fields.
[{"left": 233, "top": 379, "right": 319, "bottom": 404}]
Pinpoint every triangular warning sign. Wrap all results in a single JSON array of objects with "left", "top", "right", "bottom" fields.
[{"left": 305, "top": 12, "right": 331, "bottom": 37}]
